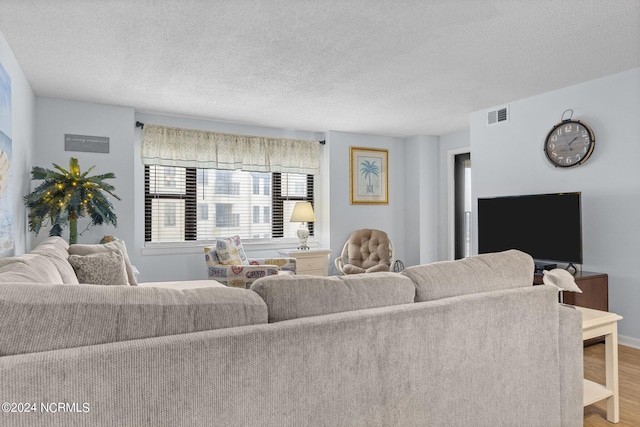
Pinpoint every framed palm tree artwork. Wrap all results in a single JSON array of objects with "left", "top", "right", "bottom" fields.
[{"left": 349, "top": 146, "right": 388, "bottom": 205}]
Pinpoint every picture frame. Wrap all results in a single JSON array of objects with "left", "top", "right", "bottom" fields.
[{"left": 350, "top": 146, "right": 388, "bottom": 205}]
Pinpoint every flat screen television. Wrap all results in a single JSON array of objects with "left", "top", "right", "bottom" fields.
[{"left": 477, "top": 192, "right": 582, "bottom": 265}]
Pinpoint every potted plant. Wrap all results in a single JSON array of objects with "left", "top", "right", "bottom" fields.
[{"left": 24, "top": 157, "right": 120, "bottom": 244}]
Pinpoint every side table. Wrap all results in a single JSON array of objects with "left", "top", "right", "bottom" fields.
[
  {"left": 577, "top": 306, "right": 623, "bottom": 423},
  {"left": 278, "top": 248, "right": 331, "bottom": 276}
]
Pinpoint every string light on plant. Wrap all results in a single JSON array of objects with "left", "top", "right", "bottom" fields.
[{"left": 24, "top": 157, "right": 120, "bottom": 244}]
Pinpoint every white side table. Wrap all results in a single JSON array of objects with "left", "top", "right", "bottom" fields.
[
  {"left": 577, "top": 306, "right": 623, "bottom": 423},
  {"left": 278, "top": 248, "right": 331, "bottom": 276}
]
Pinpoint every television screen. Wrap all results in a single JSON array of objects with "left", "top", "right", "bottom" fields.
[{"left": 477, "top": 192, "right": 582, "bottom": 264}]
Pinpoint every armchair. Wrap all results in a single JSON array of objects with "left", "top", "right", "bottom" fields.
[
  {"left": 204, "top": 236, "right": 296, "bottom": 288},
  {"left": 335, "top": 229, "right": 395, "bottom": 275}
]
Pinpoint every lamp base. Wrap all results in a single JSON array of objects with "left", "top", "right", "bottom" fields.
[{"left": 297, "top": 223, "right": 310, "bottom": 250}]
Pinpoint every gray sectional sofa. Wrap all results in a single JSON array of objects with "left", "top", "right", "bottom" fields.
[{"left": 0, "top": 238, "right": 583, "bottom": 426}]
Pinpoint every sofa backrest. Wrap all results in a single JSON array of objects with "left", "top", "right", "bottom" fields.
[
  {"left": 401, "top": 249, "right": 534, "bottom": 302},
  {"left": 250, "top": 272, "right": 415, "bottom": 322},
  {"left": 30, "top": 236, "right": 79, "bottom": 284},
  {"left": 0, "top": 253, "right": 65, "bottom": 284},
  {"left": 0, "top": 285, "right": 572, "bottom": 427},
  {"left": 0, "top": 283, "right": 268, "bottom": 356}
]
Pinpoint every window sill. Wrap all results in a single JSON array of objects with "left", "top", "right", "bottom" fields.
[{"left": 141, "top": 238, "right": 318, "bottom": 256}]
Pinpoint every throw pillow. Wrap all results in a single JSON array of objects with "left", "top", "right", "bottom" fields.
[
  {"left": 542, "top": 269, "right": 583, "bottom": 293},
  {"left": 216, "top": 237, "right": 243, "bottom": 265},
  {"left": 68, "top": 250, "right": 130, "bottom": 286},
  {"left": 228, "top": 235, "right": 248, "bottom": 264},
  {"left": 68, "top": 240, "right": 137, "bottom": 285}
]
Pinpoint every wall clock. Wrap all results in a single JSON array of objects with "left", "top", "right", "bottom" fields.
[{"left": 544, "top": 111, "right": 595, "bottom": 168}]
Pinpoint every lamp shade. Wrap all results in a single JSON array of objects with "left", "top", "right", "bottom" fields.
[{"left": 290, "top": 202, "right": 316, "bottom": 222}]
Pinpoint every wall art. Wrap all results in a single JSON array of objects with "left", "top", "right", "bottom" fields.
[{"left": 350, "top": 146, "right": 388, "bottom": 204}]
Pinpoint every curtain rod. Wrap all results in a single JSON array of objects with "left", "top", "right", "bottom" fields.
[{"left": 134, "top": 121, "right": 325, "bottom": 145}]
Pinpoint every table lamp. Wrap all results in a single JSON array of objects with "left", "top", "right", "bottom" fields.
[{"left": 290, "top": 202, "right": 316, "bottom": 250}]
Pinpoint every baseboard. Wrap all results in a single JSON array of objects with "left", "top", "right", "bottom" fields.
[{"left": 619, "top": 334, "right": 640, "bottom": 349}]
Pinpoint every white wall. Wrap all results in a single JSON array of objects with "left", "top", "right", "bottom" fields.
[
  {"left": 33, "top": 98, "right": 135, "bottom": 250},
  {"left": 326, "top": 131, "right": 407, "bottom": 274},
  {"left": 405, "top": 135, "right": 439, "bottom": 266},
  {"left": 471, "top": 68, "right": 640, "bottom": 342},
  {"left": 0, "top": 30, "right": 35, "bottom": 256}
]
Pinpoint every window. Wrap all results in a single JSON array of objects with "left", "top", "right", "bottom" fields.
[
  {"left": 263, "top": 179, "right": 270, "bottom": 196},
  {"left": 214, "top": 170, "right": 240, "bottom": 195},
  {"left": 252, "top": 174, "right": 260, "bottom": 195},
  {"left": 273, "top": 172, "right": 314, "bottom": 238},
  {"left": 197, "top": 203, "right": 209, "bottom": 220},
  {"left": 163, "top": 167, "right": 176, "bottom": 187},
  {"left": 145, "top": 166, "right": 314, "bottom": 243},
  {"left": 253, "top": 206, "right": 260, "bottom": 224},
  {"left": 197, "top": 169, "right": 209, "bottom": 186},
  {"left": 164, "top": 203, "right": 176, "bottom": 226},
  {"left": 215, "top": 203, "right": 238, "bottom": 227}
]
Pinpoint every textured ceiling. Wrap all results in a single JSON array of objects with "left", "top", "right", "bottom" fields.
[{"left": 0, "top": 0, "right": 639, "bottom": 137}]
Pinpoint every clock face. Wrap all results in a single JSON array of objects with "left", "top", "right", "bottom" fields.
[{"left": 544, "top": 120, "right": 595, "bottom": 168}]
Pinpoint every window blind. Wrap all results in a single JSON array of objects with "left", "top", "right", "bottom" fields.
[{"left": 145, "top": 166, "right": 314, "bottom": 243}]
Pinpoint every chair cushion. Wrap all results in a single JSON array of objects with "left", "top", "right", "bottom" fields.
[
  {"left": 251, "top": 272, "right": 415, "bottom": 322},
  {"left": 401, "top": 250, "right": 534, "bottom": 302},
  {"left": 343, "top": 263, "right": 390, "bottom": 274},
  {"left": 345, "top": 229, "right": 392, "bottom": 271}
]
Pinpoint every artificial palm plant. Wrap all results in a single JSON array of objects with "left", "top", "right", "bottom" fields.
[{"left": 24, "top": 157, "right": 120, "bottom": 244}]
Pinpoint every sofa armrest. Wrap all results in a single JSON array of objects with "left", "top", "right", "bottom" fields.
[
  {"left": 247, "top": 257, "right": 296, "bottom": 273},
  {"left": 207, "top": 264, "right": 281, "bottom": 288},
  {"left": 558, "top": 304, "right": 584, "bottom": 427}
]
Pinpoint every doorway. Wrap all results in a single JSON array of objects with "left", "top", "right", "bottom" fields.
[{"left": 454, "top": 153, "right": 471, "bottom": 259}]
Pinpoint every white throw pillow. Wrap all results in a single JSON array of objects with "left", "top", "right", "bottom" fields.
[
  {"left": 542, "top": 268, "right": 583, "bottom": 293},
  {"left": 215, "top": 235, "right": 248, "bottom": 266}
]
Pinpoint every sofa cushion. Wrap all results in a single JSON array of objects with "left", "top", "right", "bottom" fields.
[
  {"left": 30, "top": 236, "right": 79, "bottom": 284},
  {"left": 250, "top": 272, "right": 415, "bottom": 322},
  {"left": 69, "top": 240, "right": 137, "bottom": 285},
  {"left": 0, "top": 282, "right": 268, "bottom": 356},
  {"left": 137, "top": 280, "right": 226, "bottom": 289},
  {"left": 401, "top": 249, "right": 534, "bottom": 302},
  {"left": 0, "top": 254, "right": 64, "bottom": 284},
  {"left": 68, "top": 250, "right": 130, "bottom": 286}
]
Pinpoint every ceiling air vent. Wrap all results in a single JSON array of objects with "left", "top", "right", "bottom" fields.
[{"left": 487, "top": 105, "right": 509, "bottom": 126}]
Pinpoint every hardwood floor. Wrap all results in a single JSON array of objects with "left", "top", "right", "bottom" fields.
[{"left": 583, "top": 344, "right": 640, "bottom": 426}]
